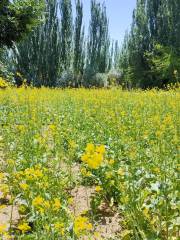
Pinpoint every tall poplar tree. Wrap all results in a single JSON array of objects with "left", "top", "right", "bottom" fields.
[
  {"left": 86, "top": 0, "right": 110, "bottom": 75},
  {"left": 59, "top": 0, "right": 73, "bottom": 71},
  {"left": 113, "top": 40, "right": 120, "bottom": 70},
  {"left": 13, "top": 0, "right": 60, "bottom": 87},
  {"left": 73, "top": 0, "right": 85, "bottom": 80},
  {"left": 119, "top": 0, "right": 180, "bottom": 88}
]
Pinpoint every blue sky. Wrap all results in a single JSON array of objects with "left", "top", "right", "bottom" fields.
[{"left": 72, "top": 0, "right": 136, "bottom": 45}]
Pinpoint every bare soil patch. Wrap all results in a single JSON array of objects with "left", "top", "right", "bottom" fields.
[{"left": 71, "top": 186, "right": 122, "bottom": 239}]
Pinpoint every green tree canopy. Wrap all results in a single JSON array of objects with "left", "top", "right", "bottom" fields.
[
  {"left": 119, "top": 0, "right": 180, "bottom": 88},
  {"left": 0, "top": 0, "right": 44, "bottom": 48}
]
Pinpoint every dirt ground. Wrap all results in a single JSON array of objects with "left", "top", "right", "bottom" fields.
[{"left": 71, "top": 186, "right": 122, "bottom": 239}]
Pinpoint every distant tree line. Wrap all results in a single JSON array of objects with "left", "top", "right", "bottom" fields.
[
  {"left": 2, "top": 0, "right": 119, "bottom": 87},
  {"left": 0, "top": 0, "right": 179, "bottom": 88},
  {"left": 119, "top": 0, "right": 180, "bottom": 88},
  {"left": 0, "top": 0, "right": 44, "bottom": 83}
]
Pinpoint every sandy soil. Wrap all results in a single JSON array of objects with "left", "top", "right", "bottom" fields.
[{"left": 71, "top": 186, "right": 122, "bottom": 239}]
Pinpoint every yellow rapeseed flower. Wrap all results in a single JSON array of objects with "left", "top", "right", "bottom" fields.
[
  {"left": 95, "top": 186, "right": 103, "bottom": 192},
  {"left": 24, "top": 167, "right": 43, "bottom": 180},
  {"left": 74, "top": 216, "right": 93, "bottom": 236},
  {"left": 54, "top": 222, "right": 65, "bottom": 235},
  {"left": 49, "top": 124, "right": 56, "bottom": 131},
  {"left": 32, "top": 196, "right": 44, "bottom": 207},
  {"left": 0, "top": 205, "right": 6, "bottom": 210},
  {"left": 87, "top": 156, "right": 103, "bottom": 169},
  {"left": 81, "top": 144, "right": 105, "bottom": 169},
  {"left": 85, "top": 143, "right": 95, "bottom": 152},
  {"left": 96, "top": 145, "right": 105, "bottom": 154},
  {"left": 0, "top": 224, "right": 7, "bottom": 234},
  {"left": 18, "top": 223, "right": 31, "bottom": 233},
  {"left": 0, "top": 184, "right": 9, "bottom": 197},
  {"left": 0, "top": 172, "right": 4, "bottom": 181},
  {"left": 53, "top": 198, "right": 61, "bottom": 211},
  {"left": 19, "top": 183, "right": 29, "bottom": 191}
]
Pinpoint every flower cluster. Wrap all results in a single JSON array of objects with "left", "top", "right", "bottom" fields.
[
  {"left": 0, "top": 77, "right": 8, "bottom": 89},
  {"left": 81, "top": 143, "right": 105, "bottom": 169},
  {"left": 18, "top": 222, "right": 31, "bottom": 234},
  {"left": 0, "top": 88, "right": 178, "bottom": 239},
  {"left": 74, "top": 215, "right": 93, "bottom": 236}
]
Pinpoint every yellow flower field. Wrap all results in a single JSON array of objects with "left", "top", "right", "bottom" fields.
[{"left": 0, "top": 87, "right": 179, "bottom": 239}]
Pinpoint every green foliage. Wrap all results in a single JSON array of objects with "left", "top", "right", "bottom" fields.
[
  {"left": 119, "top": 0, "right": 180, "bottom": 88},
  {"left": 0, "top": 86, "right": 179, "bottom": 239},
  {"left": 4, "top": 0, "right": 112, "bottom": 87},
  {"left": 73, "top": 0, "right": 85, "bottom": 85},
  {"left": 11, "top": 0, "right": 61, "bottom": 87},
  {"left": 1, "top": 0, "right": 179, "bottom": 88},
  {"left": 86, "top": 0, "right": 110, "bottom": 75},
  {"left": 0, "top": 0, "right": 44, "bottom": 48},
  {"left": 113, "top": 40, "right": 120, "bottom": 70},
  {"left": 144, "top": 44, "right": 179, "bottom": 87},
  {"left": 0, "top": 48, "right": 15, "bottom": 83},
  {"left": 60, "top": 0, "right": 73, "bottom": 71},
  {"left": 0, "top": 0, "right": 44, "bottom": 86}
]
